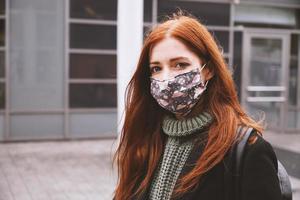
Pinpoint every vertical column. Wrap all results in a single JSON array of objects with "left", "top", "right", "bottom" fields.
[
  {"left": 4, "top": 0, "right": 9, "bottom": 140},
  {"left": 117, "top": 0, "right": 144, "bottom": 132}
]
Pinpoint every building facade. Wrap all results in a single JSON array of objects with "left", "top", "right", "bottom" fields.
[{"left": 0, "top": 0, "right": 299, "bottom": 141}]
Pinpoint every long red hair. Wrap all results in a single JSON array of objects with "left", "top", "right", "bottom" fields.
[{"left": 113, "top": 12, "right": 263, "bottom": 200}]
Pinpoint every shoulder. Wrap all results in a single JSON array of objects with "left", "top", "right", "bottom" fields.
[
  {"left": 243, "top": 129, "right": 278, "bottom": 171},
  {"left": 240, "top": 129, "right": 282, "bottom": 200}
]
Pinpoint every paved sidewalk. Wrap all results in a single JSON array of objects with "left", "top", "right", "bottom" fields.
[
  {"left": 0, "top": 139, "right": 118, "bottom": 200},
  {"left": 264, "top": 131, "right": 300, "bottom": 154},
  {"left": 0, "top": 137, "right": 299, "bottom": 200}
]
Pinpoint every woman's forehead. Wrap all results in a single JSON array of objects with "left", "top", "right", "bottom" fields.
[{"left": 149, "top": 37, "right": 200, "bottom": 63}]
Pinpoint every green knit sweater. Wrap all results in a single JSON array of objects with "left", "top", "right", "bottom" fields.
[{"left": 148, "top": 112, "right": 213, "bottom": 200}]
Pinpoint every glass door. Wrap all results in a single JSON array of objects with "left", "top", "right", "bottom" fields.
[{"left": 241, "top": 31, "right": 290, "bottom": 132}]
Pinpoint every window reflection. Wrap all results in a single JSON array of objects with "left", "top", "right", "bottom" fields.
[
  {"left": 210, "top": 30, "right": 229, "bottom": 53},
  {"left": 158, "top": 1, "right": 230, "bottom": 26},
  {"left": 233, "top": 32, "right": 243, "bottom": 99},
  {"left": 144, "top": 0, "right": 152, "bottom": 22},
  {"left": 250, "top": 38, "right": 282, "bottom": 86},
  {"left": 70, "top": 84, "right": 117, "bottom": 108},
  {"left": 0, "top": 0, "right": 4, "bottom": 15},
  {"left": 235, "top": 5, "right": 300, "bottom": 29},
  {"left": 0, "top": 83, "right": 4, "bottom": 109},
  {"left": 289, "top": 35, "right": 298, "bottom": 106},
  {"left": 70, "top": 54, "right": 116, "bottom": 79},
  {"left": 0, "top": 20, "right": 5, "bottom": 46},
  {"left": 70, "top": 24, "right": 116, "bottom": 49},
  {"left": 70, "top": 0, "right": 117, "bottom": 20},
  {"left": 0, "top": 51, "right": 4, "bottom": 78}
]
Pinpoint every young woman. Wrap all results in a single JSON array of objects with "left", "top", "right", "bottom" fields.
[{"left": 113, "top": 12, "right": 281, "bottom": 200}]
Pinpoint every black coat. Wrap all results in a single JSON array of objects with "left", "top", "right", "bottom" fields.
[{"left": 137, "top": 130, "right": 282, "bottom": 200}]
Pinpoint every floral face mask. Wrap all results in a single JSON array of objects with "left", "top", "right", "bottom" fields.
[{"left": 150, "top": 63, "right": 208, "bottom": 116}]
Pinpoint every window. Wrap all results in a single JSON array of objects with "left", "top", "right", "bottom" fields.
[
  {"left": 70, "top": 0, "right": 117, "bottom": 20},
  {"left": 233, "top": 31, "right": 243, "bottom": 99},
  {"left": 69, "top": 0, "right": 117, "bottom": 109},
  {"left": 157, "top": 0, "right": 230, "bottom": 26},
  {"left": 144, "top": 0, "right": 153, "bottom": 23},
  {"left": 70, "top": 24, "right": 116, "bottom": 49},
  {"left": 70, "top": 54, "right": 116, "bottom": 79},
  {"left": 210, "top": 30, "right": 229, "bottom": 54},
  {"left": 69, "top": 84, "right": 117, "bottom": 108},
  {"left": 235, "top": 4, "right": 300, "bottom": 29},
  {"left": 289, "top": 34, "right": 298, "bottom": 107}
]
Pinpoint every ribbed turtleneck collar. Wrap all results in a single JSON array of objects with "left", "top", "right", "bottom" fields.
[{"left": 162, "top": 111, "right": 213, "bottom": 137}]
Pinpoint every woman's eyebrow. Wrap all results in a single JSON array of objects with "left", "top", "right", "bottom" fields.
[
  {"left": 150, "top": 56, "right": 190, "bottom": 65},
  {"left": 170, "top": 56, "right": 190, "bottom": 62},
  {"left": 149, "top": 61, "right": 160, "bottom": 65}
]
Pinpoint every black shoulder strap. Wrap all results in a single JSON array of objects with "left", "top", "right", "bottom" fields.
[
  {"left": 223, "top": 126, "right": 254, "bottom": 200},
  {"left": 234, "top": 127, "right": 253, "bottom": 200},
  {"left": 235, "top": 127, "right": 253, "bottom": 175}
]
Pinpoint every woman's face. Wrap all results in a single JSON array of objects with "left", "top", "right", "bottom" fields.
[{"left": 149, "top": 37, "right": 204, "bottom": 81}]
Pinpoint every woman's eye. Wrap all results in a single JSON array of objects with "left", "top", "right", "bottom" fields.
[
  {"left": 175, "top": 62, "right": 189, "bottom": 69},
  {"left": 150, "top": 66, "right": 161, "bottom": 74}
]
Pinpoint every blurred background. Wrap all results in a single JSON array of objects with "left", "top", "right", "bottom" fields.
[{"left": 0, "top": 0, "right": 299, "bottom": 199}]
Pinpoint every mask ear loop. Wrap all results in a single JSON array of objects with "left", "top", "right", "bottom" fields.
[
  {"left": 199, "top": 63, "right": 209, "bottom": 88},
  {"left": 204, "top": 79, "right": 209, "bottom": 88},
  {"left": 199, "top": 63, "right": 207, "bottom": 72}
]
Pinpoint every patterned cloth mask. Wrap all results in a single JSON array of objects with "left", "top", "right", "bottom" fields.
[{"left": 150, "top": 63, "right": 208, "bottom": 116}]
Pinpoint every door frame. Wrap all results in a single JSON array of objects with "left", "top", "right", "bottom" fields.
[{"left": 241, "top": 29, "right": 290, "bottom": 132}]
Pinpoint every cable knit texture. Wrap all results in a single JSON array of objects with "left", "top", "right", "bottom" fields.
[{"left": 148, "top": 111, "right": 213, "bottom": 200}]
